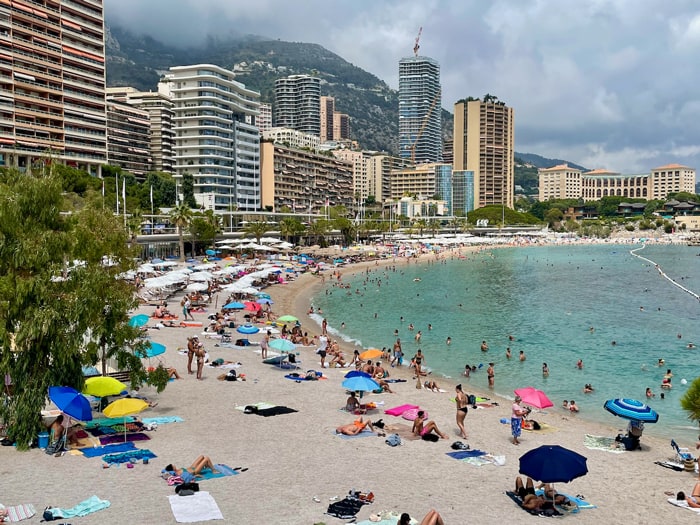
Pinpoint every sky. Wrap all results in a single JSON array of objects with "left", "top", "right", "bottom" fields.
[{"left": 105, "top": 0, "right": 700, "bottom": 175}]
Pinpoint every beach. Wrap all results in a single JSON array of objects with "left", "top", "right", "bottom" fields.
[{"left": 2, "top": 248, "right": 699, "bottom": 524}]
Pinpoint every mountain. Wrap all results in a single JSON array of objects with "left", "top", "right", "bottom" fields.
[{"left": 516, "top": 152, "right": 587, "bottom": 171}]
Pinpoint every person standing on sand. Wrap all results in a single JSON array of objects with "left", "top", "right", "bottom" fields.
[
  {"left": 317, "top": 334, "right": 328, "bottom": 368},
  {"left": 195, "top": 342, "right": 206, "bottom": 380},
  {"left": 487, "top": 363, "right": 495, "bottom": 388},
  {"left": 511, "top": 395, "right": 527, "bottom": 445},
  {"left": 260, "top": 330, "right": 270, "bottom": 360},
  {"left": 187, "top": 336, "right": 198, "bottom": 375},
  {"left": 322, "top": 318, "right": 327, "bottom": 336},
  {"left": 455, "top": 384, "right": 468, "bottom": 439}
]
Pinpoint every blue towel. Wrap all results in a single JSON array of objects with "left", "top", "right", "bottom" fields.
[
  {"left": 445, "top": 449, "right": 487, "bottom": 460},
  {"left": 103, "top": 448, "right": 156, "bottom": 464},
  {"left": 44, "top": 495, "right": 110, "bottom": 519},
  {"left": 213, "top": 464, "right": 240, "bottom": 476},
  {"left": 81, "top": 442, "right": 136, "bottom": 458},
  {"left": 334, "top": 429, "right": 375, "bottom": 440},
  {"left": 141, "top": 416, "right": 184, "bottom": 425}
]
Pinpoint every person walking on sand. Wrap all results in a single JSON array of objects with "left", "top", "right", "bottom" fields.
[
  {"left": 511, "top": 395, "right": 527, "bottom": 445},
  {"left": 455, "top": 384, "right": 468, "bottom": 439},
  {"left": 487, "top": 362, "right": 495, "bottom": 388}
]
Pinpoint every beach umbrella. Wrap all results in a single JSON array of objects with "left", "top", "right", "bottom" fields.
[
  {"left": 278, "top": 315, "right": 298, "bottom": 323},
  {"left": 244, "top": 301, "right": 261, "bottom": 311},
  {"left": 103, "top": 398, "right": 149, "bottom": 442},
  {"left": 82, "top": 377, "right": 126, "bottom": 398},
  {"left": 223, "top": 302, "right": 245, "bottom": 310},
  {"left": 136, "top": 341, "right": 166, "bottom": 359},
  {"left": 514, "top": 386, "right": 554, "bottom": 409},
  {"left": 189, "top": 271, "right": 213, "bottom": 281},
  {"left": 128, "top": 314, "right": 150, "bottom": 328},
  {"left": 205, "top": 249, "right": 216, "bottom": 256},
  {"left": 359, "top": 348, "right": 383, "bottom": 361},
  {"left": 48, "top": 386, "right": 93, "bottom": 422},
  {"left": 519, "top": 445, "right": 588, "bottom": 484},
  {"left": 341, "top": 375, "right": 380, "bottom": 393},
  {"left": 256, "top": 298, "right": 274, "bottom": 305},
  {"left": 603, "top": 398, "right": 659, "bottom": 423},
  {"left": 256, "top": 293, "right": 271, "bottom": 299},
  {"left": 237, "top": 324, "right": 260, "bottom": 335},
  {"left": 344, "top": 370, "right": 371, "bottom": 379},
  {"left": 269, "top": 339, "right": 295, "bottom": 352}
]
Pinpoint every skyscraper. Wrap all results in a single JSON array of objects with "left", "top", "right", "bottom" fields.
[
  {"left": 161, "top": 64, "right": 261, "bottom": 211},
  {"left": 453, "top": 98, "right": 514, "bottom": 209},
  {"left": 398, "top": 56, "right": 442, "bottom": 164},
  {"left": 0, "top": 0, "right": 107, "bottom": 175},
  {"left": 274, "top": 75, "right": 320, "bottom": 136}
]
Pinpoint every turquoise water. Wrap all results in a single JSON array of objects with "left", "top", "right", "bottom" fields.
[{"left": 311, "top": 244, "right": 700, "bottom": 440}]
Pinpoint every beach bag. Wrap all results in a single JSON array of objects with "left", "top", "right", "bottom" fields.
[
  {"left": 467, "top": 394, "right": 477, "bottom": 406},
  {"left": 451, "top": 441, "right": 469, "bottom": 450},
  {"left": 385, "top": 433, "right": 402, "bottom": 447},
  {"left": 225, "top": 370, "right": 237, "bottom": 381},
  {"left": 175, "top": 482, "right": 200, "bottom": 494}
]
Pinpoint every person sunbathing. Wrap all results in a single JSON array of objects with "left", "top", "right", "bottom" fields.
[
  {"left": 536, "top": 482, "right": 573, "bottom": 505},
  {"left": 424, "top": 380, "right": 440, "bottom": 392},
  {"left": 412, "top": 410, "right": 448, "bottom": 440},
  {"left": 677, "top": 481, "right": 700, "bottom": 508},
  {"left": 163, "top": 455, "right": 218, "bottom": 483},
  {"left": 515, "top": 477, "right": 555, "bottom": 512},
  {"left": 336, "top": 417, "right": 375, "bottom": 435},
  {"left": 399, "top": 509, "right": 444, "bottom": 525}
]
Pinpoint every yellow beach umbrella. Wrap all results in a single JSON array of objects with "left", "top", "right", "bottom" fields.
[
  {"left": 83, "top": 376, "right": 127, "bottom": 398},
  {"left": 103, "top": 398, "right": 149, "bottom": 442},
  {"left": 359, "top": 348, "right": 383, "bottom": 361}
]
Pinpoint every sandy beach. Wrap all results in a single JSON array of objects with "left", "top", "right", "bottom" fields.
[{"left": 2, "top": 248, "right": 699, "bottom": 524}]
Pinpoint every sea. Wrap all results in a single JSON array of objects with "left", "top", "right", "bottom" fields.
[{"left": 309, "top": 243, "right": 700, "bottom": 441}]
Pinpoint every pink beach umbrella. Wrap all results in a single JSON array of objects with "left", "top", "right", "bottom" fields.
[{"left": 514, "top": 387, "right": 554, "bottom": 409}]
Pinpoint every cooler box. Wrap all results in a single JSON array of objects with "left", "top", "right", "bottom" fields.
[{"left": 38, "top": 432, "right": 49, "bottom": 449}]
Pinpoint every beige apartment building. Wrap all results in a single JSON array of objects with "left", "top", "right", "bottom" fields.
[
  {"left": 453, "top": 99, "right": 514, "bottom": 209},
  {"left": 366, "top": 154, "right": 411, "bottom": 203},
  {"left": 260, "top": 141, "right": 353, "bottom": 214},
  {"left": 650, "top": 164, "right": 696, "bottom": 199},
  {"left": 0, "top": 0, "right": 107, "bottom": 175},
  {"left": 388, "top": 163, "right": 439, "bottom": 201},
  {"left": 538, "top": 164, "right": 583, "bottom": 201}
]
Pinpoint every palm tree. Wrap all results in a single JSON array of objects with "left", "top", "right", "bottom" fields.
[
  {"left": 414, "top": 218, "right": 428, "bottom": 237},
  {"left": 243, "top": 220, "right": 270, "bottom": 244},
  {"left": 681, "top": 377, "right": 700, "bottom": 424},
  {"left": 279, "top": 216, "right": 304, "bottom": 244},
  {"left": 170, "top": 203, "right": 192, "bottom": 261},
  {"left": 307, "top": 220, "right": 329, "bottom": 246}
]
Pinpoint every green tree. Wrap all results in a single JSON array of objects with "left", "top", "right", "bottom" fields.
[
  {"left": 170, "top": 203, "right": 193, "bottom": 261},
  {"left": 0, "top": 169, "right": 159, "bottom": 450},
  {"left": 681, "top": 377, "right": 700, "bottom": 425},
  {"left": 243, "top": 220, "right": 270, "bottom": 244},
  {"left": 545, "top": 208, "right": 564, "bottom": 228},
  {"left": 279, "top": 216, "right": 305, "bottom": 243},
  {"left": 307, "top": 220, "right": 329, "bottom": 246},
  {"left": 181, "top": 172, "right": 197, "bottom": 208},
  {"left": 189, "top": 210, "right": 221, "bottom": 255},
  {"left": 333, "top": 216, "right": 355, "bottom": 245}
]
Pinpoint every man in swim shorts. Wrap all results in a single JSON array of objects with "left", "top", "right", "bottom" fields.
[{"left": 336, "top": 417, "right": 375, "bottom": 435}]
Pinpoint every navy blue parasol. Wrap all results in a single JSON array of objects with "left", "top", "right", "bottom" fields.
[
  {"left": 603, "top": 398, "right": 659, "bottom": 423},
  {"left": 519, "top": 445, "right": 588, "bottom": 484},
  {"left": 48, "top": 386, "right": 93, "bottom": 422}
]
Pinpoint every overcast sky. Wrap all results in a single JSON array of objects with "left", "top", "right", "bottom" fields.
[{"left": 106, "top": 0, "right": 700, "bottom": 174}]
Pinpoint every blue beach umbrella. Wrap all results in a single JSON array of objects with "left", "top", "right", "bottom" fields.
[
  {"left": 136, "top": 341, "right": 166, "bottom": 358},
  {"left": 341, "top": 375, "right": 380, "bottom": 392},
  {"left": 519, "top": 445, "right": 588, "bottom": 484},
  {"left": 48, "top": 386, "right": 93, "bottom": 422},
  {"left": 205, "top": 249, "right": 216, "bottom": 256},
  {"left": 603, "top": 398, "right": 659, "bottom": 423},
  {"left": 269, "top": 339, "right": 295, "bottom": 352},
  {"left": 256, "top": 293, "right": 271, "bottom": 299},
  {"left": 237, "top": 324, "right": 260, "bottom": 335},
  {"left": 344, "top": 370, "right": 371, "bottom": 379},
  {"left": 223, "top": 302, "right": 245, "bottom": 310},
  {"left": 128, "top": 314, "right": 150, "bottom": 328}
]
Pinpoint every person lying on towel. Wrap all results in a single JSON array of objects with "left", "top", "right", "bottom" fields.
[
  {"left": 163, "top": 455, "right": 218, "bottom": 483},
  {"left": 336, "top": 417, "right": 375, "bottom": 435},
  {"left": 515, "top": 477, "right": 557, "bottom": 512},
  {"left": 677, "top": 481, "right": 700, "bottom": 508}
]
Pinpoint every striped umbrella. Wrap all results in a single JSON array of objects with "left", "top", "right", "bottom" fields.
[{"left": 603, "top": 398, "right": 659, "bottom": 423}]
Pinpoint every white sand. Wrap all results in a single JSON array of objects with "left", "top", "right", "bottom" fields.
[{"left": 1, "top": 251, "right": 698, "bottom": 524}]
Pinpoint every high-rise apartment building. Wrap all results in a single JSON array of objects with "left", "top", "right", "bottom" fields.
[
  {"left": 320, "top": 96, "right": 334, "bottom": 142},
  {"left": 105, "top": 97, "right": 151, "bottom": 178},
  {"left": 333, "top": 112, "right": 350, "bottom": 140},
  {"left": 274, "top": 74, "right": 320, "bottom": 136},
  {"left": 160, "top": 64, "right": 261, "bottom": 211},
  {"left": 366, "top": 154, "right": 411, "bottom": 203},
  {"left": 257, "top": 103, "right": 272, "bottom": 133},
  {"left": 454, "top": 99, "right": 514, "bottom": 209},
  {"left": 0, "top": 0, "right": 107, "bottom": 175},
  {"left": 398, "top": 56, "right": 442, "bottom": 163}
]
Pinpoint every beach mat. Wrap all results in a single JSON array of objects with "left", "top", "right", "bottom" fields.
[
  {"left": 80, "top": 442, "right": 136, "bottom": 458},
  {"left": 446, "top": 449, "right": 487, "bottom": 460},
  {"left": 334, "top": 429, "right": 375, "bottom": 440},
  {"left": 535, "top": 490, "right": 595, "bottom": 510},
  {"left": 85, "top": 416, "right": 136, "bottom": 429},
  {"left": 253, "top": 406, "right": 298, "bottom": 417},
  {"left": 235, "top": 402, "right": 276, "bottom": 412},
  {"left": 169, "top": 491, "right": 224, "bottom": 523},
  {"left": 99, "top": 432, "right": 150, "bottom": 445},
  {"left": 655, "top": 460, "right": 684, "bottom": 471},
  {"left": 42, "top": 496, "right": 110, "bottom": 520},
  {"left": 182, "top": 465, "right": 239, "bottom": 480},
  {"left": 668, "top": 497, "right": 700, "bottom": 513},
  {"left": 524, "top": 422, "right": 558, "bottom": 433},
  {"left": 384, "top": 404, "right": 418, "bottom": 416},
  {"left": 584, "top": 434, "right": 625, "bottom": 453},
  {"left": 142, "top": 416, "right": 184, "bottom": 425},
  {"left": 3, "top": 504, "right": 36, "bottom": 522},
  {"left": 505, "top": 491, "right": 562, "bottom": 517},
  {"left": 103, "top": 448, "right": 156, "bottom": 464}
]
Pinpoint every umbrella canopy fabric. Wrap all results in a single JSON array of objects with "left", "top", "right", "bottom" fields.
[
  {"left": 341, "top": 375, "right": 381, "bottom": 392},
  {"left": 83, "top": 377, "right": 127, "bottom": 398},
  {"left": 223, "top": 302, "right": 245, "bottom": 310},
  {"left": 256, "top": 298, "right": 274, "bottom": 305},
  {"left": 603, "top": 398, "right": 659, "bottom": 423},
  {"left": 519, "top": 445, "right": 588, "bottom": 484},
  {"left": 269, "top": 339, "right": 295, "bottom": 351},
  {"left": 344, "top": 370, "right": 371, "bottom": 379},
  {"left": 48, "top": 386, "right": 93, "bottom": 422},
  {"left": 128, "top": 314, "right": 150, "bottom": 328},
  {"left": 103, "top": 398, "right": 149, "bottom": 419},
  {"left": 514, "top": 387, "right": 554, "bottom": 409},
  {"left": 278, "top": 315, "right": 298, "bottom": 323},
  {"left": 256, "top": 293, "right": 271, "bottom": 299},
  {"left": 359, "top": 348, "right": 383, "bottom": 361},
  {"left": 237, "top": 324, "right": 260, "bottom": 334},
  {"left": 244, "top": 301, "right": 261, "bottom": 311},
  {"left": 136, "top": 341, "right": 166, "bottom": 358}
]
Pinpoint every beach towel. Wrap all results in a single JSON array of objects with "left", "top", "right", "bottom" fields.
[
  {"left": 401, "top": 408, "right": 425, "bottom": 421},
  {"left": 169, "top": 491, "right": 224, "bottom": 523},
  {"left": 42, "top": 495, "right": 110, "bottom": 520},
  {"left": 99, "top": 432, "right": 150, "bottom": 445},
  {"left": 524, "top": 422, "right": 558, "bottom": 433},
  {"left": 2, "top": 504, "right": 35, "bottom": 522},
  {"left": 356, "top": 512, "right": 418, "bottom": 525},
  {"left": 326, "top": 497, "right": 368, "bottom": 520},
  {"left": 584, "top": 434, "right": 625, "bottom": 453},
  {"left": 535, "top": 490, "right": 594, "bottom": 510},
  {"left": 80, "top": 442, "right": 137, "bottom": 458},
  {"left": 655, "top": 460, "right": 685, "bottom": 471},
  {"left": 102, "top": 448, "right": 156, "bottom": 464},
  {"left": 505, "top": 491, "right": 562, "bottom": 517},
  {"left": 446, "top": 449, "right": 487, "bottom": 460},
  {"left": 668, "top": 497, "right": 700, "bottom": 513},
  {"left": 335, "top": 428, "right": 375, "bottom": 440},
  {"left": 85, "top": 416, "right": 136, "bottom": 429},
  {"left": 384, "top": 404, "right": 419, "bottom": 416},
  {"left": 142, "top": 416, "right": 184, "bottom": 425},
  {"left": 462, "top": 456, "right": 494, "bottom": 467},
  {"left": 181, "top": 465, "right": 239, "bottom": 480},
  {"left": 253, "top": 406, "right": 298, "bottom": 417}
]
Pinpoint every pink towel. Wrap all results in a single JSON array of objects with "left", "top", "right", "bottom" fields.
[{"left": 384, "top": 404, "right": 419, "bottom": 416}]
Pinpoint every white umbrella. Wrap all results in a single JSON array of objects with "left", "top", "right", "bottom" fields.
[
  {"left": 192, "top": 263, "right": 216, "bottom": 271},
  {"left": 189, "top": 271, "right": 213, "bottom": 281},
  {"left": 217, "top": 244, "right": 236, "bottom": 250},
  {"left": 186, "top": 282, "right": 208, "bottom": 292}
]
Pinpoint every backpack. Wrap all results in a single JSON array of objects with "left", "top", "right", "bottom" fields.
[
  {"left": 385, "top": 433, "right": 402, "bottom": 447},
  {"left": 225, "top": 370, "right": 237, "bottom": 381},
  {"left": 451, "top": 441, "right": 470, "bottom": 450},
  {"left": 468, "top": 394, "right": 477, "bottom": 406}
]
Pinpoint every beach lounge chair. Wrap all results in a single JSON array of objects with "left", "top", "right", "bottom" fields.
[{"left": 671, "top": 439, "right": 693, "bottom": 462}]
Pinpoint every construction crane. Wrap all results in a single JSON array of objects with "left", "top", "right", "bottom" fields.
[
  {"left": 409, "top": 88, "right": 441, "bottom": 164},
  {"left": 413, "top": 27, "right": 422, "bottom": 56}
]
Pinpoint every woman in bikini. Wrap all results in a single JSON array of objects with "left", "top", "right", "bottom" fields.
[
  {"left": 412, "top": 410, "right": 448, "bottom": 440},
  {"left": 677, "top": 481, "right": 700, "bottom": 508},
  {"left": 336, "top": 417, "right": 375, "bottom": 435},
  {"left": 164, "top": 455, "right": 218, "bottom": 483},
  {"left": 455, "top": 384, "right": 468, "bottom": 439}
]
